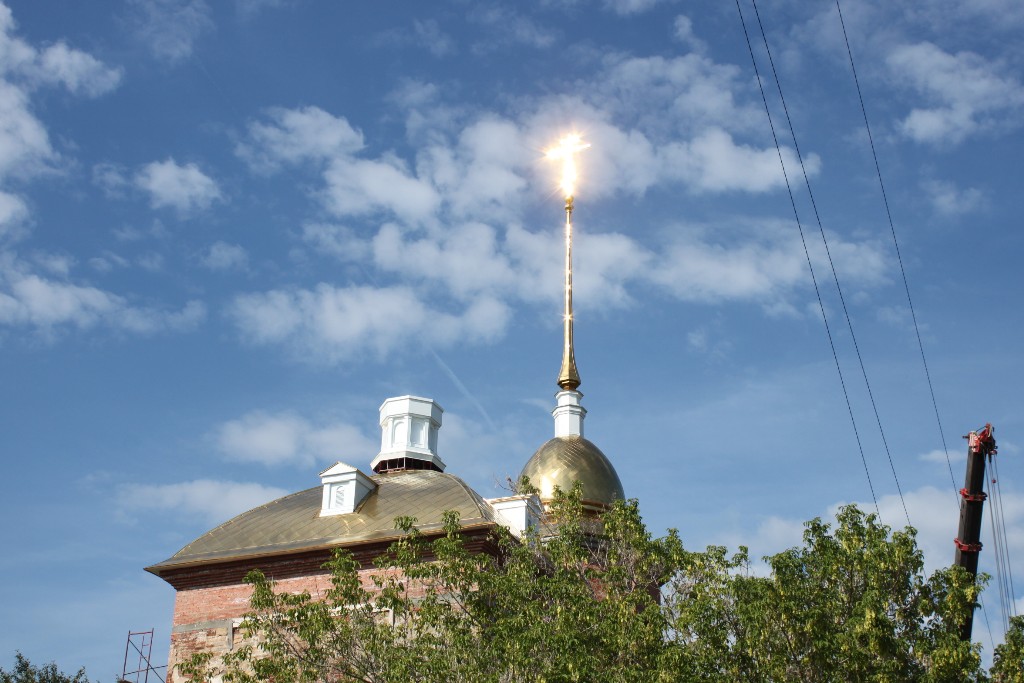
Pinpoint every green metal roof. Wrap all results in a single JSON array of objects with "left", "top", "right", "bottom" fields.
[{"left": 146, "top": 470, "right": 495, "bottom": 573}]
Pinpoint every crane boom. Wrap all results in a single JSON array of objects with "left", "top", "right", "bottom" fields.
[{"left": 954, "top": 422, "right": 997, "bottom": 641}]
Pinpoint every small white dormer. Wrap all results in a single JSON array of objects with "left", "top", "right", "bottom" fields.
[
  {"left": 319, "top": 461, "right": 376, "bottom": 516},
  {"left": 370, "top": 396, "right": 445, "bottom": 473}
]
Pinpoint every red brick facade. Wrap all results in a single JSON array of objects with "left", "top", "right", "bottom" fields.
[{"left": 159, "top": 529, "right": 498, "bottom": 682}]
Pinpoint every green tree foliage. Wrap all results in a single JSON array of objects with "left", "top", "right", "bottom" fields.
[
  {"left": 179, "top": 487, "right": 991, "bottom": 683},
  {"left": 0, "top": 653, "right": 93, "bottom": 683},
  {"left": 992, "top": 616, "right": 1024, "bottom": 682}
]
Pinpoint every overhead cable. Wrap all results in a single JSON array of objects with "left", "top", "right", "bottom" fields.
[{"left": 734, "top": 0, "right": 878, "bottom": 515}]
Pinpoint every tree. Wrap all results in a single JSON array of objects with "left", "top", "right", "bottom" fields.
[
  {"left": 992, "top": 616, "right": 1024, "bottom": 683},
  {"left": 179, "top": 487, "right": 989, "bottom": 683},
  {"left": 0, "top": 653, "right": 93, "bottom": 683},
  {"left": 701, "top": 506, "right": 985, "bottom": 682}
]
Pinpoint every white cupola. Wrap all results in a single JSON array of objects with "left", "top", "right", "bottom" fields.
[
  {"left": 370, "top": 395, "right": 445, "bottom": 474},
  {"left": 319, "top": 461, "right": 376, "bottom": 516}
]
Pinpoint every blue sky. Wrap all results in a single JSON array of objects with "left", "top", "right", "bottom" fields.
[{"left": 1, "top": 0, "right": 1023, "bottom": 676}]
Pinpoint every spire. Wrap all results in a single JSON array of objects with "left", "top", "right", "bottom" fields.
[
  {"left": 546, "top": 134, "right": 589, "bottom": 392},
  {"left": 558, "top": 195, "right": 580, "bottom": 391}
]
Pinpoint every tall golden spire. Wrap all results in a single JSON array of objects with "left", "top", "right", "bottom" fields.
[
  {"left": 546, "top": 134, "right": 589, "bottom": 392},
  {"left": 558, "top": 194, "right": 580, "bottom": 390}
]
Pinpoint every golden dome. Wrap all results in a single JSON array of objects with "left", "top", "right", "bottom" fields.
[{"left": 519, "top": 435, "right": 624, "bottom": 506}]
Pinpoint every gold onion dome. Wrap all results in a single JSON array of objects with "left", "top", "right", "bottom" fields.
[{"left": 519, "top": 435, "right": 624, "bottom": 506}]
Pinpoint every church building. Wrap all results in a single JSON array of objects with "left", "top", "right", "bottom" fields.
[
  {"left": 147, "top": 384, "right": 622, "bottom": 679},
  {"left": 146, "top": 135, "right": 624, "bottom": 680}
]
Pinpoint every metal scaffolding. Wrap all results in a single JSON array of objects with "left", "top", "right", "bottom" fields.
[{"left": 120, "top": 630, "right": 166, "bottom": 683}]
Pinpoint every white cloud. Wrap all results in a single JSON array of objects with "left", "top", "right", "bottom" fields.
[
  {"left": 649, "top": 233, "right": 801, "bottom": 302},
  {"left": 85, "top": 249, "right": 176, "bottom": 276},
  {"left": 521, "top": 103, "right": 803, "bottom": 200},
  {"left": 895, "top": 0, "right": 1024, "bottom": 32},
  {"left": 1, "top": 272, "right": 119, "bottom": 327},
  {"left": 411, "top": 19, "right": 455, "bottom": 57},
  {"left": 118, "top": 479, "right": 289, "bottom": 524},
  {"left": 603, "top": 0, "right": 664, "bottom": 15},
  {"left": 239, "top": 108, "right": 441, "bottom": 223},
  {"left": 590, "top": 53, "right": 760, "bottom": 137},
  {"left": 255, "top": 211, "right": 889, "bottom": 364},
  {"left": 117, "top": 299, "right": 206, "bottom": 333},
  {"left": 30, "top": 42, "right": 123, "bottom": 97},
  {"left": 888, "top": 41, "right": 1024, "bottom": 145},
  {"left": 0, "top": 5, "right": 122, "bottom": 96},
  {"left": 235, "top": 0, "right": 287, "bottom": 17},
  {"left": 136, "top": 251, "right": 164, "bottom": 272},
  {"left": 227, "top": 288, "right": 300, "bottom": 342},
  {"left": 216, "top": 410, "right": 376, "bottom": 467},
  {"left": 304, "top": 207, "right": 888, "bottom": 341},
  {"left": 229, "top": 284, "right": 509, "bottom": 363},
  {"left": 0, "top": 256, "right": 206, "bottom": 334},
  {"left": 92, "top": 162, "right": 130, "bottom": 198},
  {"left": 505, "top": 223, "right": 651, "bottom": 308},
  {"left": 240, "top": 85, "right": 807, "bottom": 234},
  {"left": 646, "top": 220, "right": 884, "bottom": 305},
  {"left": 125, "top": 0, "right": 214, "bottom": 64},
  {"left": 919, "top": 448, "right": 965, "bottom": 465},
  {"left": 32, "top": 252, "right": 73, "bottom": 277},
  {"left": 237, "top": 106, "right": 364, "bottom": 170},
  {"left": 321, "top": 155, "right": 440, "bottom": 224},
  {"left": 230, "top": 44, "right": 886, "bottom": 367},
  {"left": 335, "top": 219, "right": 648, "bottom": 311},
  {"left": 467, "top": 6, "right": 556, "bottom": 51},
  {"left": 201, "top": 241, "right": 248, "bottom": 270},
  {"left": 301, "top": 223, "right": 370, "bottom": 262},
  {"left": 672, "top": 15, "right": 706, "bottom": 54},
  {"left": 687, "top": 327, "right": 709, "bottom": 352},
  {"left": 134, "top": 158, "right": 222, "bottom": 214},
  {"left": 921, "top": 179, "right": 985, "bottom": 217},
  {"left": 418, "top": 116, "right": 530, "bottom": 222},
  {"left": 686, "top": 323, "right": 732, "bottom": 358},
  {"left": 0, "top": 80, "right": 54, "bottom": 180},
  {"left": 370, "top": 221, "right": 518, "bottom": 301},
  {"left": 113, "top": 220, "right": 171, "bottom": 242},
  {"left": 0, "top": 5, "right": 33, "bottom": 74},
  {"left": 665, "top": 127, "right": 819, "bottom": 194},
  {"left": 0, "top": 189, "right": 27, "bottom": 239},
  {"left": 750, "top": 514, "right": 808, "bottom": 558},
  {"left": 88, "top": 251, "right": 129, "bottom": 273}
]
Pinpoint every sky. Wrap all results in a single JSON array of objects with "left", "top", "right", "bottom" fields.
[{"left": 1, "top": 0, "right": 1023, "bottom": 677}]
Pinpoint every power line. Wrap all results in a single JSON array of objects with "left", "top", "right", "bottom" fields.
[
  {"left": 987, "top": 470, "right": 1012, "bottom": 633},
  {"left": 749, "top": 0, "right": 910, "bottom": 527},
  {"left": 989, "top": 456, "right": 1017, "bottom": 629},
  {"left": 834, "top": 0, "right": 1010, "bottom": 647},
  {"left": 734, "top": 0, "right": 878, "bottom": 515},
  {"left": 993, "top": 457, "right": 1017, "bottom": 612},
  {"left": 832, "top": 0, "right": 959, "bottom": 495}
]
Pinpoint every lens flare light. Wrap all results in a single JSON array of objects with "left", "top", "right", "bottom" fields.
[{"left": 545, "top": 133, "right": 590, "bottom": 198}]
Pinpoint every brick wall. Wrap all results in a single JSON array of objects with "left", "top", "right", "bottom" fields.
[
  {"left": 166, "top": 565, "right": 436, "bottom": 682},
  {"left": 160, "top": 529, "right": 498, "bottom": 682}
]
